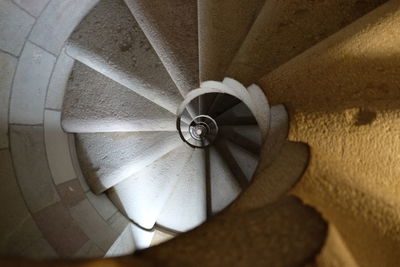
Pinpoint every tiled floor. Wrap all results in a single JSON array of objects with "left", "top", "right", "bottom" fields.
[{"left": 0, "top": 0, "right": 140, "bottom": 259}]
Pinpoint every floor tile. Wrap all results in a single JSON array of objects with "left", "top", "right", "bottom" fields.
[
  {"left": 33, "top": 202, "right": 89, "bottom": 257},
  {"left": 29, "top": 0, "right": 100, "bottom": 55},
  {"left": 46, "top": 48, "right": 74, "bottom": 110},
  {"left": 70, "top": 199, "right": 119, "bottom": 251},
  {"left": 74, "top": 241, "right": 104, "bottom": 259},
  {"left": 44, "top": 109, "right": 77, "bottom": 184},
  {"left": 0, "top": 52, "right": 17, "bottom": 148},
  {"left": 0, "top": 1, "right": 34, "bottom": 56},
  {"left": 86, "top": 191, "right": 117, "bottom": 221},
  {"left": 13, "top": 0, "right": 50, "bottom": 17},
  {"left": 9, "top": 42, "right": 56, "bottom": 125},
  {"left": 21, "top": 238, "right": 58, "bottom": 259},
  {"left": 10, "top": 125, "right": 60, "bottom": 212},
  {"left": 56, "top": 179, "right": 85, "bottom": 208}
]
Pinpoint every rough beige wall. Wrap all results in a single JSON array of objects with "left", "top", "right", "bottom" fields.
[{"left": 259, "top": 1, "right": 400, "bottom": 266}]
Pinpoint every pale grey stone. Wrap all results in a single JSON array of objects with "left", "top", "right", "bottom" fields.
[
  {"left": 107, "top": 211, "right": 129, "bottom": 234},
  {"left": 130, "top": 223, "right": 154, "bottom": 250},
  {"left": 68, "top": 134, "right": 90, "bottom": 192},
  {"left": 13, "top": 0, "right": 49, "bottom": 17},
  {"left": 124, "top": 0, "right": 199, "bottom": 95},
  {"left": 74, "top": 241, "right": 104, "bottom": 259},
  {"left": 44, "top": 110, "right": 77, "bottom": 185},
  {"left": 9, "top": 42, "right": 56, "bottom": 124},
  {"left": 21, "top": 238, "right": 58, "bottom": 259},
  {"left": 86, "top": 191, "right": 117, "bottom": 221},
  {"left": 157, "top": 149, "right": 207, "bottom": 232},
  {"left": 29, "top": 0, "right": 99, "bottom": 55},
  {"left": 66, "top": 0, "right": 182, "bottom": 115},
  {"left": 108, "top": 144, "right": 193, "bottom": 229},
  {"left": 150, "top": 229, "right": 175, "bottom": 246},
  {"left": 0, "top": 52, "right": 17, "bottom": 148},
  {"left": 10, "top": 125, "right": 60, "bottom": 212},
  {"left": 0, "top": 1, "right": 35, "bottom": 56},
  {"left": 46, "top": 48, "right": 74, "bottom": 110},
  {"left": 209, "top": 147, "right": 241, "bottom": 214},
  {"left": 62, "top": 62, "right": 176, "bottom": 133},
  {"left": 75, "top": 131, "right": 182, "bottom": 194},
  {"left": 105, "top": 226, "right": 135, "bottom": 257},
  {"left": 0, "top": 215, "right": 42, "bottom": 257},
  {"left": 0, "top": 150, "right": 40, "bottom": 256},
  {"left": 70, "top": 199, "right": 119, "bottom": 252}
]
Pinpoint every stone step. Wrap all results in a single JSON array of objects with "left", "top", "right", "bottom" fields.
[
  {"left": 62, "top": 62, "right": 176, "bottom": 133},
  {"left": 215, "top": 138, "right": 258, "bottom": 187},
  {"left": 208, "top": 147, "right": 241, "bottom": 214},
  {"left": 65, "top": 0, "right": 182, "bottom": 114},
  {"left": 215, "top": 102, "right": 256, "bottom": 126},
  {"left": 227, "top": 0, "right": 387, "bottom": 85},
  {"left": 124, "top": 0, "right": 199, "bottom": 96},
  {"left": 198, "top": 0, "right": 266, "bottom": 82},
  {"left": 108, "top": 144, "right": 193, "bottom": 229},
  {"left": 75, "top": 131, "right": 182, "bottom": 194},
  {"left": 219, "top": 125, "right": 262, "bottom": 155},
  {"left": 156, "top": 149, "right": 207, "bottom": 232}
]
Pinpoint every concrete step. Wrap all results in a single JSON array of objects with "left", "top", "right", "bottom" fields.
[
  {"left": 75, "top": 131, "right": 182, "bottom": 194},
  {"left": 156, "top": 149, "right": 207, "bottom": 232},
  {"left": 65, "top": 0, "right": 182, "bottom": 114},
  {"left": 62, "top": 62, "right": 177, "bottom": 133},
  {"left": 208, "top": 147, "right": 241, "bottom": 214},
  {"left": 108, "top": 144, "right": 193, "bottom": 229},
  {"left": 124, "top": 0, "right": 199, "bottom": 96},
  {"left": 198, "top": 0, "right": 266, "bottom": 81}
]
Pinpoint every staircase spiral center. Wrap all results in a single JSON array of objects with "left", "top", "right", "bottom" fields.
[{"left": 187, "top": 115, "right": 218, "bottom": 148}]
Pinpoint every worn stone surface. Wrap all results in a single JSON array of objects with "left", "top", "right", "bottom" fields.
[
  {"left": 0, "top": 150, "right": 40, "bottom": 256},
  {"left": 73, "top": 241, "right": 104, "bottom": 259},
  {"left": 0, "top": 1, "right": 34, "bottom": 56},
  {"left": 150, "top": 230, "right": 175, "bottom": 247},
  {"left": 0, "top": 52, "right": 17, "bottom": 148},
  {"left": 46, "top": 48, "right": 74, "bottom": 110},
  {"left": 56, "top": 179, "right": 86, "bottom": 208},
  {"left": 62, "top": 62, "right": 176, "bottom": 133},
  {"left": 209, "top": 147, "right": 241, "bottom": 214},
  {"left": 29, "top": 0, "right": 99, "bottom": 55},
  {"left": 141, "top": 196, "right": 326, "bottom": 267},
  {"left": 198, "top": 0, "right": 266, "bottom": 81},
  {"left": 228, "top": 0, "right": 387, "bottom": 85},
  {"left": 124, "top": 0, "right": 199, "bottom": 95},
  {"left": 66, "top": 0, "right": 182, "bottom": 114},
  {"left": 70, "top": 199, "right": 119, "bottom": 252},
  {"left": 21, "top": 238, "right": 57, "bottom": 259},
  {"left": 75, "top": 131, "right": 181, "bottom": 193},
  {"left": 9, "top": 42, "right": 56, "bottom": 125},
  {"left": 33, "top": 202, "right": 88, "bottom": 257},
  {"left": 108, "top": 144, "right": 193, "bottom": 229},
  {"left": 44, "top": 110, "right": 76, "bottom": 185},
  {"left": 10, "top": 125, "right": 60, "bottom": 212},
  {"left": 13, "top": 0, "right": 49, "bottom": 17},
  {"left": 157, "top": 149, "right": 207, "bottom": 232},
  {"left": 259, "top": 1, "right": 400, "bottom": 266},
  {"left": 86, "top": 191, "right": 117, "bottom": 221},
  {"left": 105, "top": 226, "right": 135, "bottom": 257}
]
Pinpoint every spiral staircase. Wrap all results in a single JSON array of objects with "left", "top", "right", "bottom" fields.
[{"left": 1, "top": 0, "right": 400, "bottom": 266}]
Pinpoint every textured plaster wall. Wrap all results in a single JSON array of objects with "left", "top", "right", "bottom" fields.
[{"left": 259, "top": 1, "right": 400, "bottom": 266}]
